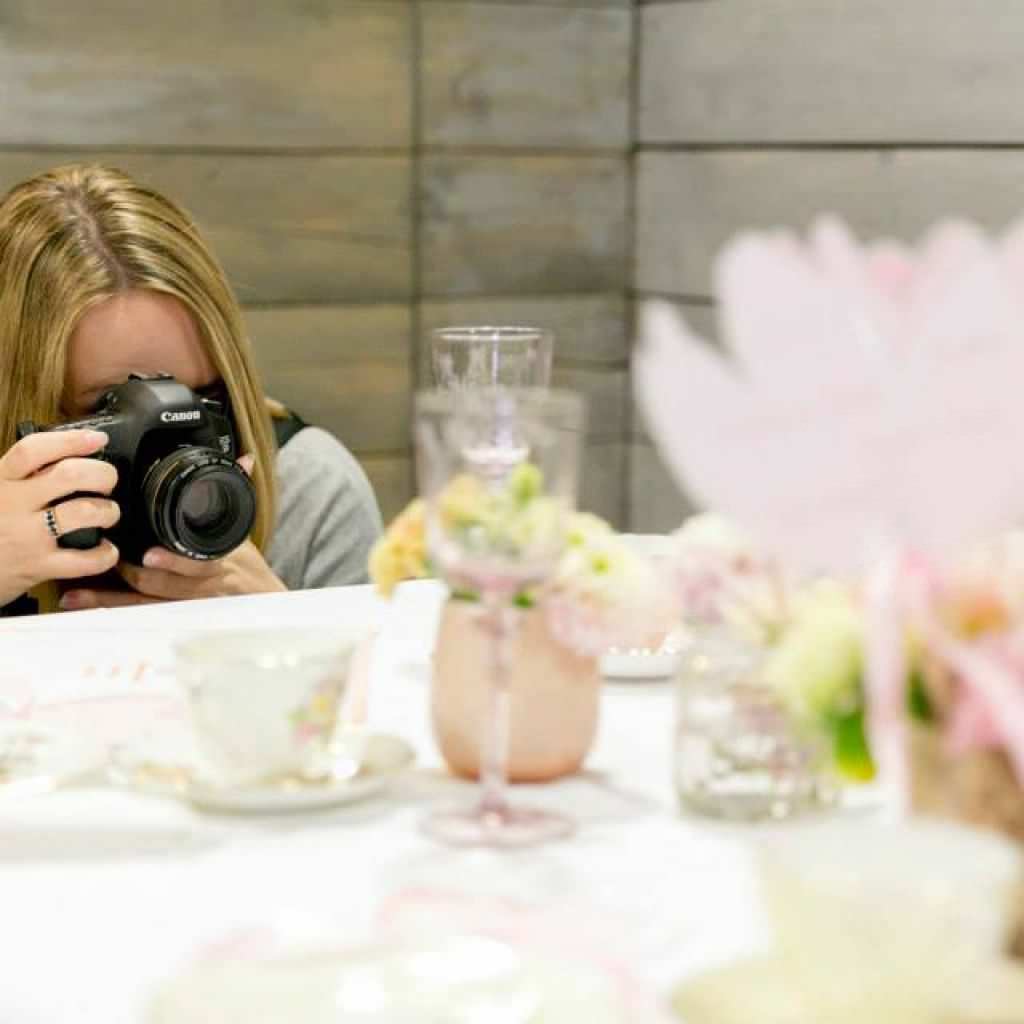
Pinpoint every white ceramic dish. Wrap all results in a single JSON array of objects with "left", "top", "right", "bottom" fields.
[
  {"left": 149, "top": 933, "right": 652, "bottom": 1024},
  {"left": 107, "top": 732, "right": 414, "bottom": 814}
]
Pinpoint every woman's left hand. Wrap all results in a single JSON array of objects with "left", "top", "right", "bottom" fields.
[{"left": 60, "top": 540, "right": 286, "bottom": 610}]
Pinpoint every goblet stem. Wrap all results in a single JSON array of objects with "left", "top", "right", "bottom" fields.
[{"left": 478, "top": 591, "right": 515, "bottom": 821}]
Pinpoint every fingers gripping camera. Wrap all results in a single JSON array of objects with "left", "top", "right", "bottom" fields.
[{"left": 17, "top": 374, "right": 257, "bottom": 563}]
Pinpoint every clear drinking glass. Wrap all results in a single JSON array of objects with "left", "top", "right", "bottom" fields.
[
  {"left": 674, "top": 627, "right": 835, "bottom": 821},
  {"left": 430, "top": 326, "right": 553, "bottom": 391},
  {"left": 415, "top": 387, "right": 585, "bottom": 847}
]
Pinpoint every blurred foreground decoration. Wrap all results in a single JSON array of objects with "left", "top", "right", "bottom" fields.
[{"left": 637, "top": 216, "right": 1024, "bottom": 964}]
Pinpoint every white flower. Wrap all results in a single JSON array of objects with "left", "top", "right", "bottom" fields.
[
  {"left": 545, "top": 516, "right": 674, "bottom": 656},
  {"left": 555, "top": 530, "right": 652, "bottom": 606},
  {"left": 672, "top": 514, "right": 758, "bottom": 559},
  {"left": 565, "top": 512, "right": 615, "bottom": 548},
  {"left": 764, "top": 580, "right": 863, "bottom": 722},
  {"left": 490, "top": 494, "right": 564, "bottom": 558},
  {"left": 668, "top": 514, "right": 786, "bottom": 642}
]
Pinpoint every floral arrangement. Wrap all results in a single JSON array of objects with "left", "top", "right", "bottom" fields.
[
  {"left": 369, "top": 467, "right": 672, "bottom": 658},
  {"left": 670, "top": 515, "right": 1024, "bottom": 800},
  {"left": 634, "top": 213, "right": 1024, "bottom": 960}
]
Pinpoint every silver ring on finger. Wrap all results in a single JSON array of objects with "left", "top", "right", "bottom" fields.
[{"left": 44, "top": 507, "right": 61, "bottom": 543}]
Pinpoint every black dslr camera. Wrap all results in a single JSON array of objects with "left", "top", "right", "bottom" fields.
[{"left": 17, "top": 374, "right": 256, "bottom": 563}]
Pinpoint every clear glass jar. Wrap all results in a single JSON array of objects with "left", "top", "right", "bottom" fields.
[{"left": 674, "top": 628, "right": 835, "bottom": 821}]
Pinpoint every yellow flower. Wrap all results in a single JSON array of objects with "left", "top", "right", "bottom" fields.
[
  {"left": 370, "top": 467, "right": 610, "bottom": 599},
  {"left": 368, "top": 499, "right": 428, "bottom": 596},
  {"left": 439, "top": 474, "right": 489, "bottom": 529},
  {"left": 946, "top": 584, "right": 1011, "bottom": 638},
  {"left": 508, "top": 462, "right": 543, "bottom": 504}
]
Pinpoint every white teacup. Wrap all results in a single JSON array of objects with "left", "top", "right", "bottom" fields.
[{"left": 175, "top": 628, "right": 364, "bottom": 788}]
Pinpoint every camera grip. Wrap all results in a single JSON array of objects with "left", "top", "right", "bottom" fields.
[
  {"left": 18, "top": 422, "right": 110, "bottom": 550},
  {"left": 54, "top": 488, "right": 104, "bottom": 550},
  {"left": 59, "top": 526, "right": 103, "bottom": 551}
]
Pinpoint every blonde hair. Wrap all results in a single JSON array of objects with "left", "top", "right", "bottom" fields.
[{"left": 0, "top": 163, "right": 277, "bottom": 564}]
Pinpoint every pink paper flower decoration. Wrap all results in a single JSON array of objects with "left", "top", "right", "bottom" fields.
[{"left": 636, "top": 216, "right": 1024, "bottom": 577}]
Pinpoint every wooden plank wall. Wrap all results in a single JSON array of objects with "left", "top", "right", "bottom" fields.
[
  {"left": 0, "top": 0, "right": 633, "bottom": 526},
  {"left": 633, "top": 0, "right": 1024, "bottom": 531}
]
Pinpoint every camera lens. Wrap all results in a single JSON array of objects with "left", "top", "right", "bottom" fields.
[
  {"left": 180, "top": 478, "right": 230, "bottom": 533},
  {"left": 142, "top": 447, "right": 256, "bottom": 559}
]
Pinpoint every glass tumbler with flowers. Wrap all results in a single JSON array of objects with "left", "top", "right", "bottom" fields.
[{"left": 669, "top": 515, "right": 840, "bottom": 821}]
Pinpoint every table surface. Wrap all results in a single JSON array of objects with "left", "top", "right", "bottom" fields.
[{"left": 0, "top": 580, "right": 857, "bottom": 1022}]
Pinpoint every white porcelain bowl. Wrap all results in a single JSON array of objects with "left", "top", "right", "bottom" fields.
[{"left": 754, "top": 819, "right": 1023, "bottom": 1019}]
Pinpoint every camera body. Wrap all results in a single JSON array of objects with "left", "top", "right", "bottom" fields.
[{"left": 18, "top": 374, "right": 256, "bottom": 564}]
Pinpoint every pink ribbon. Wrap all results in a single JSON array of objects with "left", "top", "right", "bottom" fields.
[{"left": 863, "top": 549, "right": 910, "bottom": 813}]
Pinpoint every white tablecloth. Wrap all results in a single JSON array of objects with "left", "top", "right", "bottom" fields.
[{"left": 0, "top": 581, "right": 776, "bottom": 1022}]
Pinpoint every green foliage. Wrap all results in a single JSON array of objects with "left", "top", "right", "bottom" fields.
[
  {"left": 827, "top": 706, "right": 876, "bottom": 782},
  {"left": 907, "top": 666, "right": 935, "bottom": 723}
]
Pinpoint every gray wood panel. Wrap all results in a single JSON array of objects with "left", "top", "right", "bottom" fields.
[
  {"left": 640, "top": 0, "right": 1024, "bottom": 144},
  {"left": 421, "top": 154, "right": 628, "bottom": 296},
  {"left": 361, "top": 455, "right": 414, "bottom": 526},
  {"left": 422, "top": 4, "right": 630, "bottom": 148},
  {"left": 629, "top": 441, "right": 693, "bottom": 535},
  {"left": 420, "top": 294, "right": 628, "bottom": 372},
  {"left": 582, "top": 442, "right": 626, "bottom": 528},
  {"left": 0, "top": 153, "right": 412, "bottom": 305},
  {"left": 422, "top": 1, "right": 629, "bottom": 6},
  {"left": 551, "top": 367, "right": 628, "bottom": 441},
  {"left": 636, "top": 150, "right": 1024, "bottom": 298},
  {"left": 245, "top": 305, "right": 411, "bottom": 453},
  {"left": 0, "top": 2, "right": 411, "bottom": 147}
]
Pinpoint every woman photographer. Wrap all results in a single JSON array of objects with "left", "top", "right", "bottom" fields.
[{"left": 0, "top": 163, "right": 382, "bottom": 615}]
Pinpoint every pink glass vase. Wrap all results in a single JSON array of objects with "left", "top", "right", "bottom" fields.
[{"left": 431, "top": 599, "right": 600, "bottom": 783}]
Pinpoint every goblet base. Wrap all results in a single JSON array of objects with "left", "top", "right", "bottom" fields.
[{"left": 421, "top": 802, "right": 574, "bottom": 848}]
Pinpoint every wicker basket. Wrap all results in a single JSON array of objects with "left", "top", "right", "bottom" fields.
[{"left": 909, "top": 726, "right": 1024, "bottom": 958}]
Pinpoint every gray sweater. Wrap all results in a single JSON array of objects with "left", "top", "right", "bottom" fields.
[{"left": 267, "top": 427, "right": 383, "bottom": 591}]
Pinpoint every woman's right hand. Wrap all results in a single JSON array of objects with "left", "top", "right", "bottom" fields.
[{"left": 0, "top": 430, "right": 121, "bottom": 610}]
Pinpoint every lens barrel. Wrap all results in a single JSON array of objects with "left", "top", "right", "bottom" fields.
[{"left": 142, "top": 447, "right": 255, "bottom": 559}]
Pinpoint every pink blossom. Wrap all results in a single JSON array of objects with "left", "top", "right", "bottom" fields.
[{"left": 945, "top": 631, "right": 1024, "bottom": 761}]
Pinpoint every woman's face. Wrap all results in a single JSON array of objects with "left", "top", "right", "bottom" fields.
[{"left": 64, "top": 289, "right": 218, "bottom": 417}]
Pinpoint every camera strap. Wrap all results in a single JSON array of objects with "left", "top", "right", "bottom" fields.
[{"left": 271, "top": 408, "right": 308, "bottom": 450}]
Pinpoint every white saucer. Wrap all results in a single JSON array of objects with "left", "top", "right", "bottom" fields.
[
  {"left": 108, "top": 733, "right": 414, "bottom": 814},
  {"left": 601, "top": 625, "right": 687, "bottom": 681},
  {"left": 0, "top": 722, "right": 100, "bottom": 798},
  {"left": 600, "top": 644, "right": 681, "bottom": 680}
]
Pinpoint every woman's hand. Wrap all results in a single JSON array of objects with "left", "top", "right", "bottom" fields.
[
  {"left": 59, "top": 452, "right": 285, "bottom": 611},
  {"left": 0, "top": 430, "right": 121, "bottom": 609},
  {"left": 60, "top": 540, "right": 286, "bottom": 610}
]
